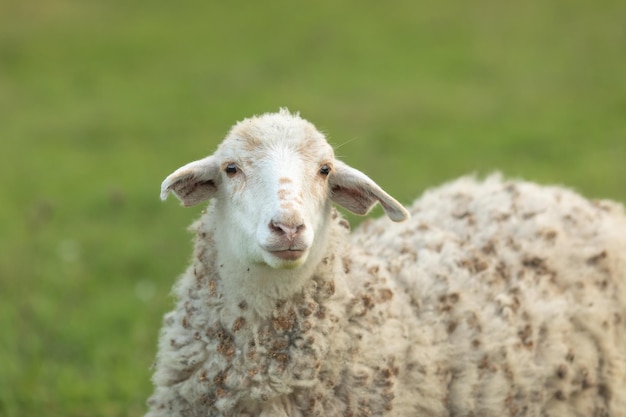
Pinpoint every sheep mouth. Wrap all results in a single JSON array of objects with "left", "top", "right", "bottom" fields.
[{"left": 269, "top": 249, "right": 306, "bottom": 261}]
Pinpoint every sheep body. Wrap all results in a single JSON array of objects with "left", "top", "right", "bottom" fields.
[
  {"left": 147, "top": 111, "right": 626, "bottom": 416},
  {"left": 352, "top": 174, "right": 626, "bottom": 416}
]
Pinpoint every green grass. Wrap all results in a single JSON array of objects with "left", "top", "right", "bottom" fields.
[{"left": 1, "top": 0, "right": 624, "bottom": 415}]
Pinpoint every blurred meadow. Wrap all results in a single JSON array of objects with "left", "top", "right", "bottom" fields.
[{"left": 0, "top": 0, "right": 624, "bottom": 415}]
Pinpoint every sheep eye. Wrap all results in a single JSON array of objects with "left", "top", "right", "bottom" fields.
[
  {"left": 319, "top": 164, "right": 331, "bottom": 176},
  {"left": 225, "top": 164, "right": 238, "bottom": 176}
]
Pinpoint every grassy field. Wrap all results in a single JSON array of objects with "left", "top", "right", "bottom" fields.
[{"left": 0, "top": 0, "right": 624, "bottom": 415}]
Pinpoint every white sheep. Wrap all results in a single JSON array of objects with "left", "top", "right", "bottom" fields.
[{"left": 146, "top": 109, "right": 626, "bottom": 417}]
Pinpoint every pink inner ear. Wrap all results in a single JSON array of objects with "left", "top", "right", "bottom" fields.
[
  {"left": 173, "top": 178, "right": 216, "bottom": 206},
  {"left": 181, "top": 179, "right": 215, "bottom": 198},
  {"left": 332, "top": 185, "right": 368, "bottom": 199},
  {"left": 331, "top": 185, "right": 374, "bottom": 214}
]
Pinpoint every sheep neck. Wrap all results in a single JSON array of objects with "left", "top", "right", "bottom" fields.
[{"left": 200, "top": 202, "right": 338, "bottom": 318}]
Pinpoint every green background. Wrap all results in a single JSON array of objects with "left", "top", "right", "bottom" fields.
[{"left": 1, "top": 0, "right": 624, "bottom": 415}]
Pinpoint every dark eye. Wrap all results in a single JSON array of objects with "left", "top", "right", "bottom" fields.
[
  {"left": 225, "top": 163, "right": 238, "bottom": 176},
  {"left": 319, "top": 164, "right": 331, "bottom": 176}
]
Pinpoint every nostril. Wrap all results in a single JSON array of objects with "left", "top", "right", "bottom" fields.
[
  {"left": 291, "top": 224, "right": 305, "bottom": 237},
  {"left": 269, "top": 221, "right": 284, "bottom": 235}
]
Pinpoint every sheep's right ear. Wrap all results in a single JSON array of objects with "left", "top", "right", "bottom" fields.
[{"left": 160, "top": 156, "right": 220, "bottom": 206}]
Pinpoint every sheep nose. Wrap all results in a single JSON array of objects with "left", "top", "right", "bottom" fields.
[{"left": 269, "top": 220, "right": 305, "bottom": 240}]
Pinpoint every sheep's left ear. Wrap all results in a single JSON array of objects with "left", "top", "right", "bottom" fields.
[
  {"left": 160, "top": 155, "right": 220, "bottom": 206},
  {"left": 329, "top": 160, "right": 410, "bottom": 222}
]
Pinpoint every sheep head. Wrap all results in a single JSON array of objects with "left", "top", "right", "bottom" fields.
[{"left": 161, "top": 109, "right": 409, "bottom": 272}]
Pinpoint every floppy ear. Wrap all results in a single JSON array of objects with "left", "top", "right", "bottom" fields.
[
  {"left": 329, "top": 160, "right": 410, "bottom": 222},
  {"left": 160, "top": 156, "right": 220, "bottom": 206}
]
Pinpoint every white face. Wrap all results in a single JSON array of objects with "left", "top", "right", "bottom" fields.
[
  {"left": 160, "top": 109, "right": 409, "bottom": 271},
  {"left": 212, "top": 115, "right": 335, "bottom": 269}
]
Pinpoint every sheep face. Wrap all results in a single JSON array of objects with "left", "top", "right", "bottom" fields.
[
  {"left": 212, "top": 112, "right": 336, "bottom": 270},
  {"left": 161, "top": 110, "right": 409, "bottom": 272}
]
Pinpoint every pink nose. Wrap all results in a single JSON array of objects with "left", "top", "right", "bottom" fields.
[{"left": 269, "top": 220, "right": 305, "bottom": 240}]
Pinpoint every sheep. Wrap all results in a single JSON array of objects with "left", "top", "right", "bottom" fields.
[{"left": 146, "top": 108, "right": 626, "bottom": 417}]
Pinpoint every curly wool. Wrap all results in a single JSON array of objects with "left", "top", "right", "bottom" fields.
[
  {"left": 147, "top": 174, "right": 626, "bottom": 417},
  {"left": 360, "top": 174, "right": 626, "bottom": 415},
  {"left": 148, "top": 205, "right": 376, "bottom": 416}
]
